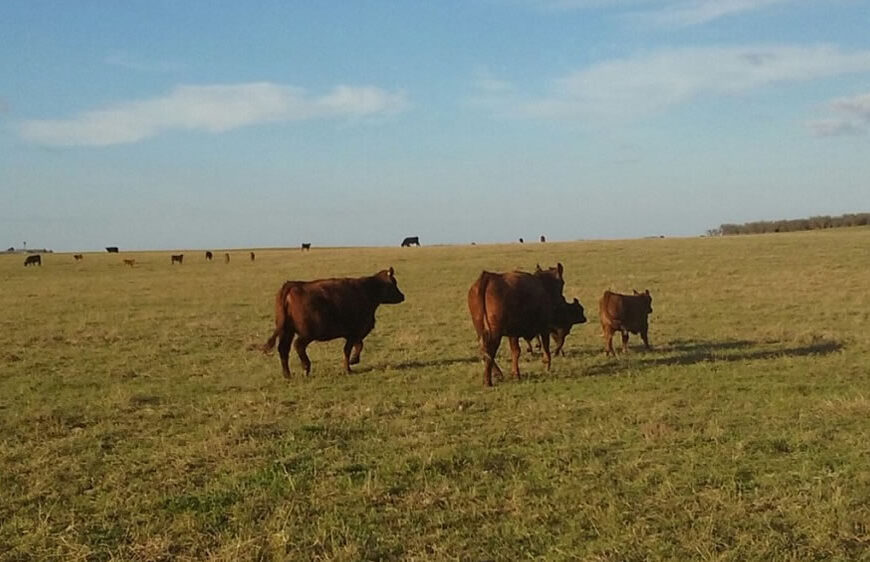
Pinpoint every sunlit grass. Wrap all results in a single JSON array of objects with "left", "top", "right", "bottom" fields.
[{"left": 2, "top": 229, "right": 869, "bottom": 560}]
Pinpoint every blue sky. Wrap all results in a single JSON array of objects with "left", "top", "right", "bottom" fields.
[{"left": 2, "top": 0, "right": 869, "bottom": 251}]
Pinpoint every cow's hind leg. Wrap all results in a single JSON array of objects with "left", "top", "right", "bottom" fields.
[
  {"left": 349, "top": 341, "right": 363, "bottom": 365},
  {"left": 277, "top": 330, "right": 295, "bottom": 379},
  {"left": 603, "top": 326, "right": 616, "bottom": 356},
  {"left": 640, "top": 328, "right": 651, "bottom": 351},
  {"left": 294, "top": 337, "right": 312, "bottom": 375},
  {"left": 481, "top": 335, "right": 501, "bottom": 387},
  {"left": 540, "top": 333, "right": 552, "bottom": 371},
  {"left": 508, "top": 337, "right": 522, "bottom": 380},
  {"left": 621, "top": 331, "right": 630, "bottom": 354}
]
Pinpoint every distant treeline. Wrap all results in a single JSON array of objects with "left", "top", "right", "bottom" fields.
[{"left": 708, "top": 213, "right": 870, "bottom": 236}]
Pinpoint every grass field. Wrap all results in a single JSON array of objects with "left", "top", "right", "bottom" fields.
[{"left": 2, "top": 229, "right": 870, "bottom": 561}]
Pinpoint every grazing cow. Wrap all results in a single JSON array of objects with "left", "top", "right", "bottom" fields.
[
  {"left": 525, "top": 297, "right": 587, "bottom": 356},
  {"left": 540, "top": 235, "right": 546, "bottom": 243},
  {"left": 106, "top": 246, "right": 119, "bottom": 253},
  {"left": 301, "top": 243, "right": 311, "bottom": 251},
  {"left": 599, "top": 289, "right": 653, "bottom": 355},
  {"left": 467, "top": 263, "right": 565, "bottom": 386},
  {"left": 123, "top": 258, "right": 136, "bottom": 267},
  {"left": 73, "top": 254, "right": 84, "bottom": 261},
  {"left": 24, "top": 254, "right": 41, "bottom": 267},
  {"left": 224, "top": 253, "right": 230, "bottom": 264},
  {"left": 400, "top": 236, "right": 420, "bottom": 247},
  {"left": 205, "top": 251, "right": 213, "bottom": 261},
  {"left": 250, "top": 251, "right": 256, "bottom": 262},
  {"left": 262, "top": 268, "right": 405, "bottom": 377},
  {"left": 171, "top": 254, "right": 184, "bottom": 265}
]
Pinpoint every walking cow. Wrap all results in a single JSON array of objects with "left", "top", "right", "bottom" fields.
[
  {"left": 262, "top": 268, "right": 405, "bottom": 377},
  {"left": 467, "top": 263, "right": 566, "bottom": 386},
  {"left": 599, "top": 290, "right": 653, "bottom": 355}
]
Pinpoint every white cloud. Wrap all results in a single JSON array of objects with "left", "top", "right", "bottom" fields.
[
  {"left": 473, "top": 45, "right": 870, "bottom": 121},
  {"left": 809, "top": 92, "right": 870, "bottom": 137},
  {"left": 19, "top": 83, "right": 409, "bottom": 147}
]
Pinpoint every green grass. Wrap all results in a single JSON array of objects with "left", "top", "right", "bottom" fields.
[{"left": 2, "top": 229, "right": 870, "bottom": 561}]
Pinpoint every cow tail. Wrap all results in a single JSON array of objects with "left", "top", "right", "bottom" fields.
[
  {"left": 476, "top": 273, "right": 495, "bottom": 360},
  {"left": 262, "top": 282, "right": 294, "bottom": 353}
]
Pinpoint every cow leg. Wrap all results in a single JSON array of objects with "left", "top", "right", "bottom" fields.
[
  {"left": 342, "top": 339, "right": 354, "bottom": 373},
  {"left": 603, "top": 326, "right": 615, "bottom": 356},
  {"left": 481, "top": 336, "right": 501, "bottom": 387},
  {"left": 525, "top": 338, "right": 534, "bottom": 354},
  {"left": 552, "top": 332, "right": 565, "bottom": 357},
  {"left": 621, "top": 331, "right": 630, "bottom": 354},
  {"left": 640, "top": 328, "right": 651, "bottom": 351},
  {"left": 508, "top": 337, "right": 522, "bottom": 380},
  {"left": 277, "top": 330, "right": 294, "bottom": 379},
  {"left": 294, "top": 337, "right": 312, "bottom": 375},
  {"left": 349, "top": 341, "right": 363, "bottom": 365},
  {"left": 540, "top": 333, "right": 552, "bottom": 371}
]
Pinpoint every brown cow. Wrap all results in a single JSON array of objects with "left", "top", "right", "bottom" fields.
[
  {"left": 599, "top": 289, "right": 653, "bottom": 355},
  {"left": 171, "top": 254, "right": 184, "bottom": 265},
  {"left": 205, "top": 251, "right": 213, "bottom": 261},
  {"left": 73, "top": 254, "right": 84, "bottom": 261},
  {"left": 24, "top": 254, "right": 41, "bottom": 267},
  {"left": 525, "top": 297, "right": 587, "bottom": 356},
  {"left": 224, "top": 253, "right": 230, "bottom": 264},
  {"left": 467, "top": 263, "right": 565, "bottom": 386},
  {"left": 250, "top": 251, "right": 256, "bottom": 262},
  {"left": 262, "top": 267, "right": 405, "bottom": 377},
  {"left": 123, "top": 258, "right": 136, "bottom": 267}
]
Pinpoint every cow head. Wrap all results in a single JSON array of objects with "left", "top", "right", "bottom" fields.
[
  {"left": 561, "top": 297, "right": 587, "bottom": 325},
  {"left": 376, "top": 267, "right": 405, "bottom": 304},
  {"left": 534, "top": 262, "right": 565, "bottom": 300},
  {"left": 633, "top": 289, "right": 653, "bottom": 314}
]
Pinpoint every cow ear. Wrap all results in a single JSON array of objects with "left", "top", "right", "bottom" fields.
[
  {"left": 573, "top": 297, "right": 579, "bottom": 304},
  {"left": 557, "top": 262, "right": 563, "bottom": 277},
  {"left": 535, "top": 263, "right": 542, "bottom": 272},
  {"left": 633, "top": 289, "right": 639, "bottom": 295},
  {"left": 388, "top": 267, "right": 395, "bottom": 277},
  {"left": 645, "top": 289, "right": 650, "bottom": 296}
]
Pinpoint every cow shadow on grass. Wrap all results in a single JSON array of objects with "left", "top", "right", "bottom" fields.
[
  {"left": 354, "top": 355, "right": 480, "bottom": 374},
  {"left": 584, "top": 338, "right": 843, "bottom": 377}
]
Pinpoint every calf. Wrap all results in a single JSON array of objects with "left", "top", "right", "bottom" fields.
[
  {"left": 467, "top": 263, "right": 565, "bottom": 386},
  {"left": 599, "top": 289, "right": 653, "bottom": 355},
  {"left": 400, "top": 236, "right": 420, "bottom": 247},
  {"left": 262, "top": 268, "right": 405, "bottom": 377},
  {"left": 73, "top": 254, "right": 84, "bottom": 261},
  {"left": 250, "top": 251, "right": 256, "bottom": 262},
  {"left": 205, "top": 251, "right": 213, "bottom": 261},
  {"left": 525, "top": 297, "right": 587, "bottom": 356},
  {"left": 123, "top": 258, "right": 136, "bottom": 267},
  {"left": 171, "top": 254, "right": 184, "bottom": 265},
  {"left": 24, "top": 254, "right": 41, "bottom": 267}
]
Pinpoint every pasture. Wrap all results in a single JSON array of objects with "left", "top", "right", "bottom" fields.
[{"left": 2, "top": 229, "right": 870, "bottom": 561}]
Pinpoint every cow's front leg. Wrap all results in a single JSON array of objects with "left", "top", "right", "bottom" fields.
[
  {"left": 342, "top": 339, "right": 354, "bottom": 373},
  {"left": 603, "top": 326, "right": 615, "bottom": 356},
  {"left": 508, "top": 337, "right": 522, "bottom": 380},
  {"left": 621, "top": 331, "right": 630, "bottom": 354},
  {"left": 640, "top": 327, "right": 651, "bottom": 350},
  {"left": 552, "top": 331, "right": 565, "bottom": 356},
  {"left": 294, "top": 337, "right": 312, "bottom": 375},
  {"left": 540, "top": 333, "right": 552, "bottom": 370}
]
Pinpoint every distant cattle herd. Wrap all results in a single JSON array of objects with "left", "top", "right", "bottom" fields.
[{"left": 17, "top": 236, "right": 650, "bottom": 386}]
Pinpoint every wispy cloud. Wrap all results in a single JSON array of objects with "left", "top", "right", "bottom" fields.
[
  {"left": 105, "top": 51, "right": 184, "bottom": 73},
  {"left": 473, "top": 45, "right": 870, "bottom": 121},
  {"left": 19, "top": 83, "right": 409, "bottom": 147},
  {"left": 809, "top": 92, "right": 870, "bottom": 137},
  {"left": 518, "top": 0, "right": 796, "bottom": 26}
]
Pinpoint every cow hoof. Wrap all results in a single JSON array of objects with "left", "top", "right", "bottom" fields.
[{"left": 349, "top": 356, "right": 360, "bottom": 365}]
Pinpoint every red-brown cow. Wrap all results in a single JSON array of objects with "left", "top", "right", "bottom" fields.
[
  {"left": 262, "top": 268, "right": 405, "bottom": 377},
  {"left": 467, "top": 263, "right": 565, "bottom": 386},
  {"left": 599, "top": 289, "right": 653, "bottom": 355}
]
